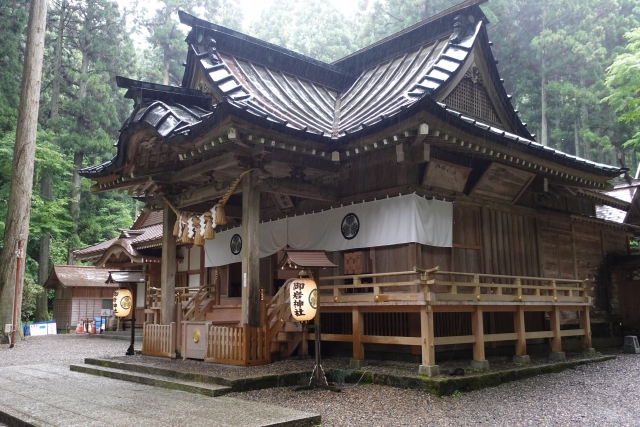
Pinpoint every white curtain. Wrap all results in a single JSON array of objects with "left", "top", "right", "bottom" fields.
[{"left": 205, "top": 194, "right": 452, "bottom": 268}]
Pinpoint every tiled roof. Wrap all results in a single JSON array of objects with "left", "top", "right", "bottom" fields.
[
  {"left": 44, "top": 266, "right": 115, "bottom": 289},
  {"left": 79, "top": 2, "right": 626, "bottom": 181},
  {"left": 74, "top": 237, "right": 118, "bottom": 257},
  {"left": 596, "top": 205, "right": 627, "bottom": 224},
  {"left": 74, "top": 223, "right": 163, "bottom": 259},
  {"left": 595, "top": 180, "right": 640, "bottom": 224}
]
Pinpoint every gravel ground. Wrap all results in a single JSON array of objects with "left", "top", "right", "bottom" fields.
[
  {"left": 0, "top": 333, "right": 140, "bottom": 367},
  {"left": 230, "top": 355, "right": 639, "bottom": 426},
  {"left": 3, "top": 335, "right": 637, "bottom": 426}
]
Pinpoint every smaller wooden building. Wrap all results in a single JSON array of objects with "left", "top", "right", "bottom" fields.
[{"left": 44, "top": 266, "right": 116, "bottom": 331}]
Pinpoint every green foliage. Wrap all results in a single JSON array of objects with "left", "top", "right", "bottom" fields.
[
  {"left": 355, "top": 0, "right": 460, "bottom": 48},
  {"left": 135, "top": 0, "right": 242, "bottom": 85},
  {"left": 249, "top": 0, "right": 358, "bottom": 63},
  {"left": 0, "top": 0, "right": 28, "bottom": 134},
  {"left": 605, "top": 28, "right": 640, "bottom": 148}
]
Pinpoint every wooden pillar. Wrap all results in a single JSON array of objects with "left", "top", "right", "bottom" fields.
[
  {"left": 161, "top": 203, "right": 176, "bottom": 325},
  {"left": 420, "top": 305, "right": 436, "bottom": 366},
  {"left": 242, "top": 170, "right": 260, "bottom": 327},
  {"left": 352, "top": 306, "right": 364, "bottom": 361},
  {"left": 581, "top": 306, "right": 593, "bottom": 350},
  {"left": 471, "top": 306, "right": 486, "bottom": 363},
  {"left": 550, "top": 306, "right": 562, "bottom": 353},
  {"left": 514, "top": 306, "right": 527, "bottom": 356}
]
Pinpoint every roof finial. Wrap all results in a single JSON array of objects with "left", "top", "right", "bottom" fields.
[
  {"left": 203, "top": 36, "right": 221, "bottom": 65},
  {"left": 450, "top": 14, "right": 470, "bottom": 44}
]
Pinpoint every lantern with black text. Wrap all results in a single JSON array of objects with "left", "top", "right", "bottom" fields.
[
  {"left": 113, "top": 289, "right": 133, "bottom": 318},
  {"left": 289, "top": 278, "right": 318, "bottom": 322}
]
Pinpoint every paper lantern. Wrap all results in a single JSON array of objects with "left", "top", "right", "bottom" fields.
[
  {"left": 113, "top": 289, "right": 133, "bottom": 318},
  {"left": 289, "top": 278, "right": 318, "bottom": 322}
]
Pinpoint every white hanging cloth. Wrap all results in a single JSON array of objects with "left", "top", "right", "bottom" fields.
[{"left": 204, "top": 194, "right": 452, "bottom": 268}]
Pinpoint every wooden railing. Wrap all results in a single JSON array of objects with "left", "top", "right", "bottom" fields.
[
  {"left": 205, "top": 324, "right": 270, "bottom": 366},
  {"left": 319, "top": 267, "right": 589, "bottom": 305},
  {"left": 142, "top": 321, "right": 176, "bottom": 358},
  {"left": 265, "top": 279, "right": 294, "bottom": 344},
  {"left": 316, "top": 266, "right": 593, "bottom": 369},
  {"left": 178, "top": 285, "right": 217, "bottom": 321}
]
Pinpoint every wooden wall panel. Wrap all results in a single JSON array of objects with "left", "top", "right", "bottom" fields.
[
  {"left": 52, "top": 299, "right": 71, "bottom": 330},
  {"left": 540, "top": 230, "right": 574, "bottom": 279},
  {"left": 72, "top": 287, "right": 114, "bottom": 299},
  {"left": 374, "top": 244, "right": 416, "bottom": 283},
  {"left": 453, "top": 204, "right": 482, "bottom": 277},
  {"left": 573, "top": 227, "right": 603, "bottom": 281}
]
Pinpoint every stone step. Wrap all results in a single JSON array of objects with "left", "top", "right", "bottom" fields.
[
  {"left": 70, "top": 364, "right": 231, "bottom": 397},
  {"left": 84, "top": 358, "right": 231, "bottom": 387},
  {"left": 89, "top": 330, "right": 143, "bottom": 341}
]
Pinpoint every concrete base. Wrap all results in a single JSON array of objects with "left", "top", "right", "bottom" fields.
[
  {"left": 418, "top": 364, "right": 440, "bottom": 377},
  {"left": 549, "top": 351, "right": 566, "bottom": 362},
  {"left": 512, "top": 355, "right": 530, "bottom": 364},
  {"left": 470, "top": 359, "right": 490, "bottom": 370},
  {"left": 584, "top": 348, "right": 596, "bottom": 356},
  {"left": 349, "top": 359, "right": 368, "bottom": 369}
]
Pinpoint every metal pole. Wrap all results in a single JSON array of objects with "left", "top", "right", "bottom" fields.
[
  {"left": 126, "top": 283, "right": 136, "bottom": 355},
  {"left": 10, "top": 240, "right": 23, "bottom": 348}
]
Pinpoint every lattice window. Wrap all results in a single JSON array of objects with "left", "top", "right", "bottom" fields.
[
  {"left": 624, "top": 269, "right": 640, "bottom": 281},
  {"left": 444, "top": 66, "right": 502, "bottom": 126}
]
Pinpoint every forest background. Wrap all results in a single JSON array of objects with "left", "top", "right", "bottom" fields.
[{"left": 2, "top": 0, "right": 640, "bottom": 322}]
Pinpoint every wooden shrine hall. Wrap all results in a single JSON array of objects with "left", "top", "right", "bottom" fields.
[{"left": 77, "top": 0, "right": 635, "bottom": 375}]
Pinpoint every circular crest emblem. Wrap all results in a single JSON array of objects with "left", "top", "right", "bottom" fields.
[
  {"left": 120, "top": 296, "right": 131, "bottom": 310},
  {"left": 341, "top": 213, "right": 360, "bottom": 240},
  {"left": 230, "top": 234, "right": 242, "bottom": 255},
  {"left": 308, "top": 288, "right": 318, "bottom": 310},
  {"left": 192, "top": 329, "right": 201, "bottom": 343}
]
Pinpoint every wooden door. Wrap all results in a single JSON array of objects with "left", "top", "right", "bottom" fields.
[{"left": 619, "top": 269, "right": 640, "bottom": 329}]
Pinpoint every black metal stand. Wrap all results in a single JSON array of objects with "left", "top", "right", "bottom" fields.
[
  {"left": 126, "top": 284, "right": 136, "bottom": 356},
  {"left": 295, "top": 318, "right": 341, "bottom": 392}
]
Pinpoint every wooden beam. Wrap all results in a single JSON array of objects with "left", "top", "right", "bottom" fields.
[
  {"left": 161, "top": 204, "right": 177, "bottom": 327},
  {"left": 472, "top": 306, "right": 485, "bottom": 361},
  {"left": 420, "top": 305, "right": 436, "bottom": 366},
  {"left": 581, "top": 307, "right": 593, "bottom": 349},
  {"left": 396, "top": 143, "right": 405, "bottom": 163},
  {"left": 172, "top": 183, "right": 232, "bottom": 209},
  {"left": 242, "top": 170, "right": 261, "bottom": 327},
  {"left": 91, "top": 176, "right": 150, "bottom": 193},
  {"left": 412, "top": 123, "right": 429, "bottom": 146},
  {"left": 259, "top": 178, "right": 337, "bottom": 202},
  {"left": 352, "top": 306, "right": 364, "bottom": 361},
  {"left": 549, "top": 306, "right": 562, "bottom": 352},
  {"left": 514, "top": 306, "right": 526, "bottom": 356},
  {"left": 165, "top": 152, "right": 238, "bottom": 184}
]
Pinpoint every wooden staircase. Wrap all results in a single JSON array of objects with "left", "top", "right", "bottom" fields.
[
  {"left": 180, "top": 285, "right": 217, "bottom": 322},
  {"left": 265, "top": 279, "right": 307, "bottom": 361}
]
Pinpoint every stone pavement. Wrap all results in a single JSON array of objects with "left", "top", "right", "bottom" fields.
[{"left": 0, "top": 365, "right": 320, "bottom": 427}]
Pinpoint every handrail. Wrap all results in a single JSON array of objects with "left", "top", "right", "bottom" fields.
[{"left": 434, "top": 271, "right": 587, "bottom": 284}]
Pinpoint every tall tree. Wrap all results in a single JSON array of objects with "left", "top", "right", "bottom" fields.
[
  {"left": 49, "top": 0, "right": 135, "bottom": 261},
  {"left": 0, "top": 0, "right": 29, "bottom": 135},
  {"left": 136, "top": 0, "right": 238, "bottom": 86},
  {"left": 605, "top": 28, "right": 640, "bottom": 151},
  {"left": 34, "top": 0, "right": 69, "bottom": 321},
  {"left": 249, "top": 0, "right": 357, "bottom": 62},
  {"left": 0, "top": 0, "right": 47, "bottom": 335}
]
